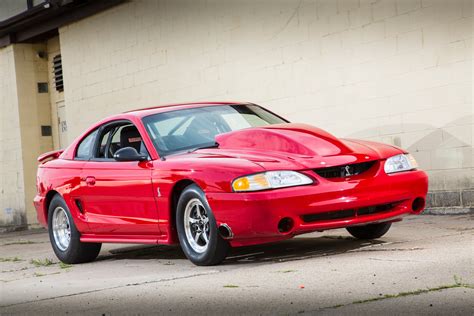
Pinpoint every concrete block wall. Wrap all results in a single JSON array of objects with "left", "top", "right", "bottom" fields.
[
  {"left": 13, "top": 44, "right": 54, "bottom": 227},
  {"left": 0, "top": 0, "right": 441, "bottom": 215},
  {"left": 59, "top": 0, "right": 473, "bottom": 209},
  {"left": 0, "top": 44, "right": 54, "bottom": 231},
  {"left": 0, "top": 46, "right": 27, "bottom": 230}
]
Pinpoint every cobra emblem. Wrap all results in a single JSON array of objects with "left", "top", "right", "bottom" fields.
[{"left": 343, "top": 165, "right": 352, "bottom": 177}]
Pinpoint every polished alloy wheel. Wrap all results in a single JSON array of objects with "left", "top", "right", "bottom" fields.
[
  {"left": 52, "top": 206, "right": 71, "bottom": 251},
  {"left": 184, "top": 198, "right": 210, "bottom": 253}
]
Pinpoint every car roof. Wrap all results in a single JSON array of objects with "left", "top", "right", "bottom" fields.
[
  {"left": 123, "top": 101, "right": 248, "bottom": 118},
  {"left": 61, "top": 101, "right": 253, "bottom": 161}
]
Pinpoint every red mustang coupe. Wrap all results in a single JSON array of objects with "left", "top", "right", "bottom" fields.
[{"left": 34, "top": 102, "right": 428, "bottom": 265}]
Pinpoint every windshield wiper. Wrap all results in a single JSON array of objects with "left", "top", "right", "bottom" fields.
[{"left": 187, "top": 142, "right": 219, "bottom": 153}]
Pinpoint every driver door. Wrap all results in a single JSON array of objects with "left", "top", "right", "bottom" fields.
[{"left": 79, "top": 121, "right": 159, "bottom": 235}]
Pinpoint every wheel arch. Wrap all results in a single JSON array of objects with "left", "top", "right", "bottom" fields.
[
  {"left": 44, "top": 190, "right": 61, "bottom": 222},
  {"left": 169, "top": 179, "right": 199, "bottom": 239}
]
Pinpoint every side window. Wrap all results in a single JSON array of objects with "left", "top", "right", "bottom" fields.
[
  {"left": 90, "top": 122, "right": 149, "bottom": 160},
  {"left": 76, "top": 130, "right": 98, "bottom": 160},
  {"left": 110, "top": 125, "right": 132, "bottom": 156},
  {"left": 96, "top": 128, "right": 114, "bottom": 159}
]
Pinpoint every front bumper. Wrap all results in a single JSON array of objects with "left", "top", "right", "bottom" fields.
[{"left": 206, "top": 169, "right": 428, "bottom": 247}]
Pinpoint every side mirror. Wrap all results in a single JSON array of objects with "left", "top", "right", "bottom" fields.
[{"left": 113, "top": 147, "right": 147, "bottom": 162}]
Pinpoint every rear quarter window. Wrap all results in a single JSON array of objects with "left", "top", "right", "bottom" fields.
[{"left": 76, "top": 130, "right": 98, "bottom": 159}]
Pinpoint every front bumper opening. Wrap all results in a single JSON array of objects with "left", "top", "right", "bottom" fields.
[
  {"left": 301, "top": 201, "right": 402, "bottom": 223},
  {"left": 313, "top": 161, "right": 376, "bottom": 179}
]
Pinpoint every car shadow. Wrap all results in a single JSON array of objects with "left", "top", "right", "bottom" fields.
[
  {"left": 96, "top": 234, "right": 385, "bottom": 265},
  {"left": 224, "top": 235, "right": 384, "bottom": 265}
]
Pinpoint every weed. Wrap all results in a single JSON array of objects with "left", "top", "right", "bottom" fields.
[
  {"left": 30, "top": 258, "right": 54, "bottom": 267},
  {"left": 0, "top": 257, "right": 23, "bottom": 262},
  {"left": 59, "top": 262, "right": 73, "bottom": 269},
  {"left": 2, "top": 240, "right": 37, "bottom": 246},
  {"left": 453, "top": 274, "right": 463, "bottom": 286},
  {"left": 325, "top": 275, "right": 474, "bottom": 310}
]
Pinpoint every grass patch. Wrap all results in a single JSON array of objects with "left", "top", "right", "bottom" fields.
[
  {"left": 33, "top": 271, "right": 61, "bottom": 277},
  {"left": 2, "top": 240, "right": 38, "bottom": 246},
  {"left": 0, "top": 257, "right": 23, "bottom": 262},
  {"left": 2, "top": 267, "right": 29, "bottom": 273},
  {"left": 352, "top": 284, "right": 463, "bottom": 305},
  {"left": 30, "top": 258, "right": 54, "bottom": 267},
  {"left": 59, "top": 262, "right": 73, "bottom": 269},
  {"left": 327, "top": 276, "right": 473, "bottom": 310},
  {"left": 223, "top": 284, "right": 239, "bottom": 288}
]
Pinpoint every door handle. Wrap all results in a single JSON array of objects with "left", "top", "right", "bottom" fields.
[{"left": 84, "top": 176, "right": 96, "bottom": 186}]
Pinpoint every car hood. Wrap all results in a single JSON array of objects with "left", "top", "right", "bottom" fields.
[{"left": 181, "top": 123, "right": 404, "bottom": 170}]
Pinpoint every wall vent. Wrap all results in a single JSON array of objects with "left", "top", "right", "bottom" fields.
[
  {"left": 52, "top": 54, "right": 64, "bottom": 92},
  {"left": 37, "top": 82, "right": 48, "bottom": 93},
  {"left": 41, "top": 125, "right": 52, "bottom": 136}
]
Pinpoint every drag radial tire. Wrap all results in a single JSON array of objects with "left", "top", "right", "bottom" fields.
[
  {"left": 48, "top": 195, "right": 101, "bottom": 264},
  {"left": 176, "top": 184, "right": 230, "bottom": 266},
  {"left": 346, "top": 222, "right": 392, "bottom": 240}
]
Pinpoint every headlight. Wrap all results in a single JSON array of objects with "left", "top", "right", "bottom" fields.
[
  {"left": 232, "top": 171, "right": 313, "bottom": 192},
  {"left": 384, "top": 154, "right": 418, "bottom": 174}
]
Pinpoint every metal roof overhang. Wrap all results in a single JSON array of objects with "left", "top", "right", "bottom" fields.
[{"left": 0, "top": 0, "right": 125, "bottom": 48}]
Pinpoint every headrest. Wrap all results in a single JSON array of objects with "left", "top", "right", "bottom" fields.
[{"left": 120, "top": 126, "right": 142, "bottom": 150}]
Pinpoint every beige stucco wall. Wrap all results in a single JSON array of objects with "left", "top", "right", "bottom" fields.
[
  {"left": 59, "top": 0, "right": 473, "bottom": 192},
  {"left": 0, "top": 46, "right": 26, "bottom": 229}
]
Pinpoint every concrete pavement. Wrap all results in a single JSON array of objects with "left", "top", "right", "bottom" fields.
[{"left": 0, "top": 215, "right": 472, "bottom": 315}]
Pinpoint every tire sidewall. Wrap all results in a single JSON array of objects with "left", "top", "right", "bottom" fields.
[
  {"left": 48, "top": 195, "right": 79, "bottom": 262},
  {"left": 347, "top": 222, "right": 392, "bottom": 239},
  {"left": 176, "top": 185, "right": 223, "bottom": 265}
]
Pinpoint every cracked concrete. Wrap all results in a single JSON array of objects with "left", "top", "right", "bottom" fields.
[{"left": 0, "top": 215, "right": 473, "bottom": 315}]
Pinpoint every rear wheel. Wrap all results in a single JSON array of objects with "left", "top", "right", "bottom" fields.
[
  {"left": 176, "top": 184, "right": 230, "bottom": 266},
  {"left": 346, "top": 222, "right": 392, "bottom": 240},
  {"left": 48, "top": 195, "right": 101, "bottom": 264}
]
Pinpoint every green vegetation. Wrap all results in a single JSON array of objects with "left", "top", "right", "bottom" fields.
[
  {"left": 2, "top": 240, "right": 38, "bottom": 246},
  {"left": 30, "top": 258, "right": 54, "bottom": 267},
  {"left": 59, "top": 262, "right": 73, "bottom": 269},
  {"left": 0, "top": 257, "right": 23, "bottom": 262},
  {"left": 352, "top": 284, "right": 464, "bottom": 305},
  {"left": 223, "top": 284, "right": 239, "bottom": 288},
  {"left": 327, "top": 275, "right": 473, "bottom": 310}
]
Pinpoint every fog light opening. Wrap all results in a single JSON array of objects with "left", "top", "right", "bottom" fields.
[
  {"left": 218, "top": 224, "right": 234, "bottom": 240},
  {"left": 412, "top": 197, "right": 425, "bottom": 213},
  {"left": 278, "top": 217, "right": 294, "bottom": 234}
]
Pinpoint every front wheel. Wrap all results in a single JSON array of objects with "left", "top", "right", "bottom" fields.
[
  {"left": 176, "top": 184, "right": 230, "bottom": 266},
  {"left": 48, "top": 195, "right": 101, "bottom": 264},
  {"left": 346, "top": 222, "right": 392, "bottom": 240}
]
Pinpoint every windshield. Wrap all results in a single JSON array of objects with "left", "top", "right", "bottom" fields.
[{"left": 142, "top": 104, "right": 287, "bottom": 156}]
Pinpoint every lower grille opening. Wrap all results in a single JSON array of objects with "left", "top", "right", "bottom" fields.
[
  {"left": 314, "top": 161, "right": 376, "bottom": 179},
  {"left": 301, "top": 201, "right": 400, "bottom": 223},
  {"left": 357, "top": 202, "right": 398, "bottom": 216},
  {"left": 302, "top": 209, "right": 356, "bottom": 222}
]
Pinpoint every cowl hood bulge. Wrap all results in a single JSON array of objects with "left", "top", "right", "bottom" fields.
[{"left": 196, "top": 123, "right": 405, "bottom": 170}]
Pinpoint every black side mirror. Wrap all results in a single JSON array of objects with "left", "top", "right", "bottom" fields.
[{"left": 113, "top": 147, "right": 147, "bottom": 162}]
